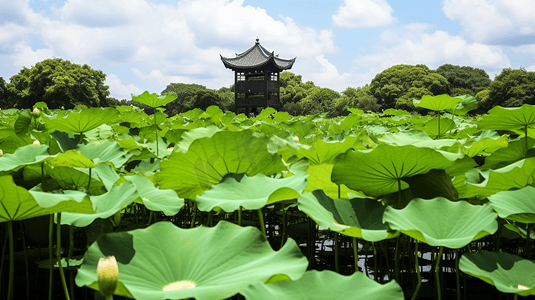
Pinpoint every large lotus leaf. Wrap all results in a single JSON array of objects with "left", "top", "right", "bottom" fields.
[
  {"left": 124, "top": 175, "right": 184, "bottom": 216},
  {"left": 463, "top": 131, "right": 509, "bottom": 157},
  {"left": 383, "top": 197, "right": 497, "bottom": 248},
  {"left": 282, "top": 120, "right": 318, "bottom": 141},
  {"left": 446, "top": 94, "right": 478, "bottom": 115},
  {"left": 378, "top": 130, "right": 460, "bottom": 150},
  {"left": 196, "top": 173, "right": 307, "bottom": 212},
  {"left": 0, "top": 129, "right": 32, "bottom": 154},
  {"left": 285, "top": 135, "right": 367, "bottom": 165},
  {"left": 42, "top": 107, "right": 120, "bottom": 134},
  {"left": 298, "top": 190, "right": 398, "bottom": 241},
  {"left": 0, "top": 175, "right": 94, "bottom": 222},
  {"left": 131, "top": 91, "right": 177, "bottom": 108},
  {"left": 76, "top": 221, "right": 308, "bottom": 300},
  {"left": 241, "top": 270, "right": 403, "bottom": 300},
  {"left": 48, "top": 150, "right": 95, "bottom": 168},
  {"left": 413, "top": 94, "right": 463, "bottom": 111},
  {"left": 29, "top": 188, "right": 94, "bottom": 213},
  {"left": 460, "top": 251, "right": 535, "bottom": 296},
  {"left": 0, "top": 144, "right": 51, "bottom": 172},
  {"left": 45, "top": 165, "right": 105, "bottom": 193},
  {"left": 420, "top": 117, "right": 456, "bottom": 139},
  {"left": 50, "top": 131, "right": 81, "bottom": 152},
  {"left": 483, "top": 137, "right": 535, "bottom": 169},
  {"left": 331, "top": 144, "right": 463, "bottom": 198},
  {"left": 174, "top": 126, "right": 221, "bottom": 153},
  {"left": 156, "top": 130, "right": 286, "bottom": 199},
  {"left": 488, "top": 186, "right": 535, "bottom": 223},
  {"left": 305, "top": 164, "right": 357, "bottom": 198},
  {"left": 92, "top": 163, "right": 120, "bottom": 190},
  {"left": 78, "top": 141, "right": 128, "bottom": 168},
  {"left": 462, "top": 158, "right": 535, "bottom": 199},
  {"left": 59, "top": 181, "right": 138, "bottom": 227},
  {"left": 478, "top": 104, "right": 535, "bottom": 131}
]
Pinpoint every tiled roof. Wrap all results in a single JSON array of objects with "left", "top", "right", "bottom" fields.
[{"left": 221, "top": 39, "right": 296, "bottom": 71}]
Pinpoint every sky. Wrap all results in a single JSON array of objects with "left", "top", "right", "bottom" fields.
[{"left": 2, "top": 0, "right": 535, "bottom": 100}]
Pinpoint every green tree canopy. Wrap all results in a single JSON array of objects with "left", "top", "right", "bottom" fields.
[
  {"left": 435, "top": 64, "right": 491, "bottom": 96},
  {"left": 161, "top": 83, "right": 233, "bottom": 115},
  {"left": 369, "top": 64, "right": 450, "bottom": 111},
  {"left": 0, "top": 77, "right": 7, "bottom": 108},
  {"left": 483, "top": 68, "right": 535, "bottom": 111},
  {"left": 5, "top": 58, "right": 110, "bottom": 109},
  {"left": 333, "top": 85, "right": 380, "bottom": 116},
  {"left": 300, "top": 87, "right": 341, "bottom": 117}
]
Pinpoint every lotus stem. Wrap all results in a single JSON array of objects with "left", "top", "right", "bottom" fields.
[
  {"left": 56, "top": 213, "right": 71, "bottom": 300},
  {"left": 372, "top": 241, "right": 378, "bottom": 282},
  {"left": 455, "top": 249, "right": 461, "bottom": 300},
  {"left": 411, "top": 240, "right": 421, "bottom": 300},
  {"left": 280, "top": 203, "right": 286, "bottom": 249},
  {"left": 238, "top": 206, "right": 242, "bottom": 226},
  {"left": 257, "top": 208, "right": 266, "bottom": 238},
  {"left": 395, "top": 236, "right": 400, "bottom": 283},
  {"left": 353, "top": 237, "right": 359, "bottom": 273},
  {"left": 334, "top": 232, "right": 339, "bottom": 272},
  {"left": 155, "top": 113, "right": 159, "bottom": 156},
  {"left": 49, "top": 215, "right": 54, "bottom": 300},
  {"left": 364, "top": 241, "right": 369, "bottom": 277},
  {"left": 526, "top": 223, "right": 532, "bottom": 259},
  {"left": 525, "top": 125, "right": 529, "bottom": 152},
  {"left": 87, "top": 168, "right": 92, "bottom": 191},
  {"left": 191, "top": 201, "right": 197, "bottom": 228},
  {"left": 435, "top": 246, "right": 444, "bottom": 300},
  {"left": 7, "top": 221, "right": 14, "bottom": 300}
]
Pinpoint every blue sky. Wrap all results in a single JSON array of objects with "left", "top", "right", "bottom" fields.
[{"left": 2, "top": 0, "right": 534, "bottom": 100}]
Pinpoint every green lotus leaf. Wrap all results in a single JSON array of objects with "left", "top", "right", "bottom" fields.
[
  {"left": 462, "top": 158, "right": 535, "bottom": 199},
  {"left": 0, "top": 175, "right": 94, "bottom": 222},
  {"left": 478, "top": 104, "right": 535, "bottom": 131},
  {"left": 420, "top": 117, "right": 456, "bottom": 139},
  {"left": 0, "top": 129, "right": 32, "bottom": 154},
  {"left": 45, "top": 165, "right": 105, "bottom": 194},
  {"left": 282, "top": 120, "right": 318, "bottom": 141},
  {"left": 59, "top": 181, "right": 139, "bottom": 227},
  {"left": 131, "top": 91, "right": 177, "bottom": 108},
  {"left": 156, "top": 130, "right": 286, "bottom": 199},
  {"left": 48, "top": 150, "right": 95, "bottom": 168},
  {"left": 378, "top": 130, "right": 460, "bottom": 150},
  {"left": 124, "top": 175, "right": 184, "bottom": 216},
  {"left": 0, "top": 144, "right": 51, "bottom": 172},
  {"left": 241, "top": 270, "right": 403, "bottom": 300},
  {"left": 460, "top": 251, "right": 535, "bottom": 296},
  {"left": 288, "top": 135, "right": 367, "bottom": 165},
  {"left": 483, "top": 137, "right": 535, "bottom": 169},
  {"left": 383, "top": 197, "right": 497, "bottom": 248},
  {"left": 413, "top": 94, "right": 463, "bottom": 111},
  {"left": 331, "top": 144, "right": 463, "bottom": 198},
  {"left": 76, "top": 221, "right": 308, "bottom": 300},
  {"left": 298, "top": 190, "right": 398, "bottom": 241},
  {"left": 50, "top": 131, "right": 81, "bottom": 152},
  {"left": 488, "top": 186, "right": 535, "bottom": 223},
  {"left": 29, "top": 188, "right": 94, "bottom": 213},
  {"left": 462, "top": 131, "right": 508, "bottom": 157},
  {"left": 196, "top": 173, "right": 307, "bottom": 212},
  {"left": 92, "top": 163, "right": 121, "bottom": 190},
  {"left": 78, "top": 141, "right": 128, "bottom": 168},
  {"left": 42, "top": 107, "right": 120, "bottom": 134},
  {"left": 446, "top": 95, "right": 478, "bottom": 115},
  {"left": 173, "top": 126, "right": 221, "bottom": 153},
  {"left": 305, "top": 164, "right": 357, "bottom": 199}
]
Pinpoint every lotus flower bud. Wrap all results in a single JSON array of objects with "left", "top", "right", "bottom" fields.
[
  {"left": 97, "top": 256, "right": 118, "bottom": 297},
  {"left": 33, "top": 140, "right": 40, "bottom": 146},
  {"left": 31, "top": 108, "right": 40, "bottom": 118},
  {"left": 293, "top": 136, "right": 299, "bottom": 142},
  {"left": 61, "top": 106, "right": 65, "bottom": 110},
  {"left": 0, "top": 149, "right": 3, "bottom": 156}
]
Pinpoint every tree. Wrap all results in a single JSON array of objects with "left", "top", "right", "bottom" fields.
[
  {"left": 435, "top": 64, "right": 491, "bottom": 96},
  {"left": 6, "top": 58, "right": 110, "bottom": 109},
  {"left": 280, "top": 72, "right": 316, "bottom": 106},
  {"left": 475, "top": 89, "right": 490, "bottom": 114},
  {"left": 332, "top": 85, "right": 380, "bottom": 116},
  {"left": 161, "top": 83, "right": 233, "bottom": 115},
  {"left": 0, "top": 77, "right": 7, "bottom": 108},
  {"left": 483, "top": 68, "right": 535, "bottom": 112},
  {"left": 369, "top": 64, "right": 450, "bottom": 110},
  {"left": 300, "top": 87, "right": 341, "bottom": 117}
]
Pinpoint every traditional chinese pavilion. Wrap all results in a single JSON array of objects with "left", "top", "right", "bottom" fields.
[{"left": 220, "top": 38, "right": 296, "bottom": 113}]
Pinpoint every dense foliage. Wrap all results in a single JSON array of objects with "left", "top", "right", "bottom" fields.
[{"left": 434, "top": 63, "right": 491, "bottom": 96}]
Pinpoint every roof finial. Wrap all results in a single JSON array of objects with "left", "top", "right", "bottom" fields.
[{"left": 256, "top": 37, "right": 259, "bottom": 44}]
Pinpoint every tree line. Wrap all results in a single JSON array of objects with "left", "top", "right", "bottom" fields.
[{"left": 1, "top": 58, "right": 534, "bottom": 116}]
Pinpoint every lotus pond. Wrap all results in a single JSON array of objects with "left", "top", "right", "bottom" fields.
[{"left": 2, "top": 93, "right": 535, "bottom": 299}]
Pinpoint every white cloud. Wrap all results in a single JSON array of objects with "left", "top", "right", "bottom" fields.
[
  {"left": 357, "top": 30, "right": 510, "bottom": 71},
  {"left": 12, "top": 43, "right": 54, "bottom": 69},
  {"left": 105, "top": 74, "right": 143, "bottom": 100},
  {"left": 332, "top": 0, "right": 395, "bottom": 28},
  {"left": 442, "top": 0, "right": 535, "bottom": 44}
]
